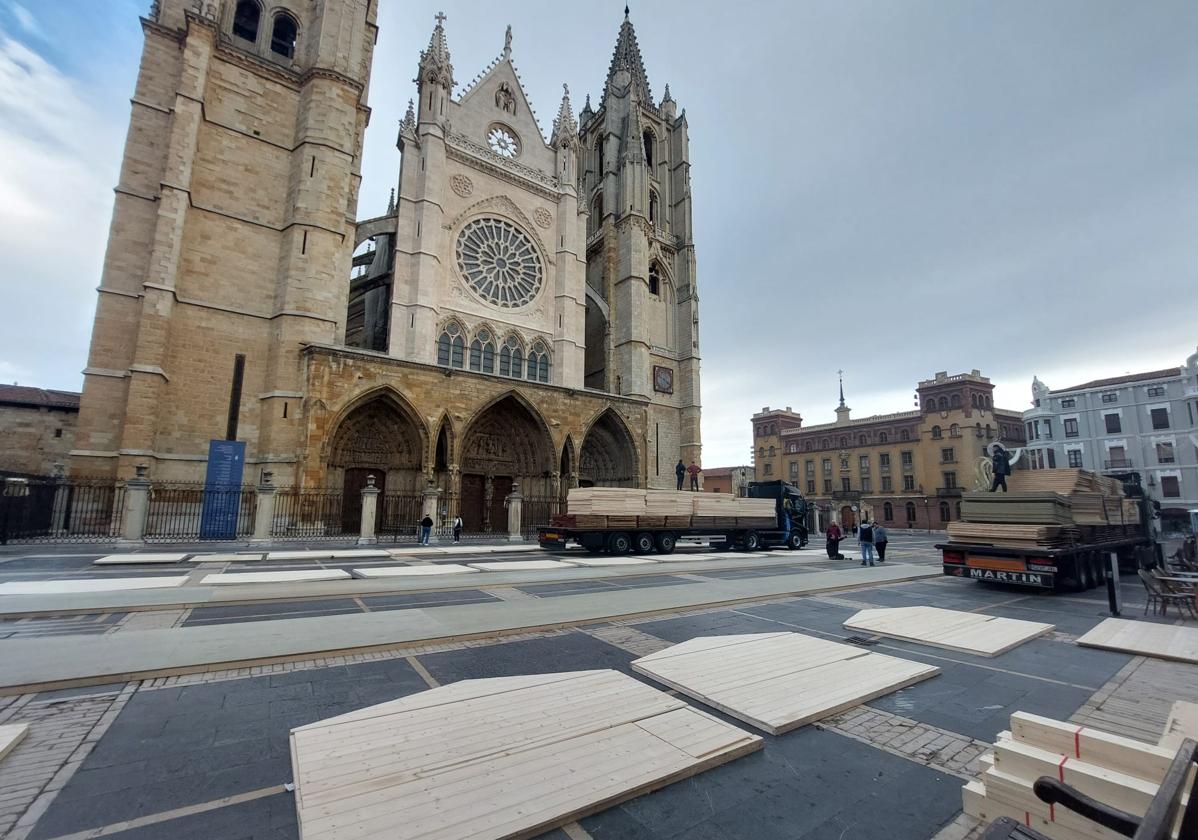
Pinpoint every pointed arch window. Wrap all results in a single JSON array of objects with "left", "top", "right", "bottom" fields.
[
  {"left": 233, "top": 0, "right": 260, "bottom": 42},
  {"left": 499, "top": 336, "right": 524, "bottom": 378},
  {"left": 643, "top": 130, "right": 654, "bottom": 168},
  {"left": 648, "top": 262, "right": 661, "bottom": 296},
  {"left": 649, "top": 189, "right": 659, "bottom": 225},
  {"left": 595, "top": 134, "right": 605, "bottom": 177},
  {"left": 590, "top": 192, "right": 604, "bottom": 237},
  {"left": 526, "top": 342, "right": 551, "bottom": 383},
  {"left": 270, "top": 12, "right": 298, "bottom": 59},
  {"left": 469, "top": 329, "right": 496, "bottom": 374},
  {"left": 437, "top": 322, "right": 465, "bottom": 369}
]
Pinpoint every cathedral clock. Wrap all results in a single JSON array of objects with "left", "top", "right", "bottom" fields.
[{"left": 653, "top": 365, "right": 674, "bottom": 394}]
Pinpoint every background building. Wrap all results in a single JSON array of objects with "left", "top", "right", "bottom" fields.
[
  {"left": 753, "top": 371, "right": 1026, "bottom": 532},
  {"left": 69, "top": 2, "right": 703, "bottom": 529},
  {"left": 0, "top": 386, "right": 79, "bottom": 477},
  {"left": 1022, "top": 348, "right": 1198, "bottom": 536},
  {"left": 701, "top": 465, "right": 754, "bottom": 496}
]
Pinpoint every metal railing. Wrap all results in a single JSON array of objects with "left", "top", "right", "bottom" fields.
[
  {"left": 377, "top": 492, "right": 423, "bottom": 542},
  {"left": 522, "top": 494, "right": 563, "bottom": 539},
  {"left": 270, "top": 488, "right": 352, "bottom": 540},
  {"left": 936, "top": 487, "right": 963, "bottom": 497},
  {"left": 0, "top": 476, "right": 125, "bottom": 544},
  {"left": 144, "top": 483, "right": 257, "bottom": 543},
  {"left": 1104, "top": 459, "right": 1133, "bottom": 470}
]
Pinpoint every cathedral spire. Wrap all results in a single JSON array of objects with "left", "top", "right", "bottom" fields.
[
  {"left": 838, "top": 369, "right": 846, "bottom": 409},
  {"left": 604, "top": 10, "right": 653, "bottom": 105},
  {"left": 386, "top": 188, "right": 396, "bottom": 215},
  {"left": 417, "top": 12, "right": 455, "bottom": 90},
  {"left": 550, "top": 84, "right": 579, "bottom": 150}
]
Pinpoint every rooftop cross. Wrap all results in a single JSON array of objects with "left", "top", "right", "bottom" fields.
[{"left": 435, "top": 11, "right": 446, "bottom": 25}]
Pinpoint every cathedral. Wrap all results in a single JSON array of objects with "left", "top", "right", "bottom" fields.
[{"left": 70, "top": 0, "right": 702, "bottom": 530}]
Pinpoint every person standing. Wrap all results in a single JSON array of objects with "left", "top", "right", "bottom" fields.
[
  {"left": 675, "top": 459, "right": 686, "bottom": 491},
  {"left": 687, "top": 461, "right": 701, "bottom": 491},
  {"left": 420, "top": 514, "right": 433, "bottom": 546},
  {"left": 859, "top": 519, "right": 876, "bottom": 566},
  {"left": 874, "top": 523, "right": 888, "bottom": 562},
  {"left": 826, "top": 520, "right": 842, "bottom": 559},
  {"left": 452, "top": 515, "right": 463, "bottom": 544},
  {"left": 990, "top": 443, "right": 1011, "bottom": 492}
]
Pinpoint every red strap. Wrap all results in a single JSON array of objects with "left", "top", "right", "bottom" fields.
[
  {"left": 1024, "top": 812, "right": 1031, "bottom": 827},
  {"left": 1074, "top": 725, "right": 1083, "bottom": 759},
  {"left": 1058, "top": 755, "right": 1068, "bottom": 781},
  {"left": 1049, "top": 803, "right": 1056, "bottom": 822}
]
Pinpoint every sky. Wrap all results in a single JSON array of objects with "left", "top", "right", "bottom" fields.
[{"left": 0, "top": 0, "right": 1196, "bottom": 468}]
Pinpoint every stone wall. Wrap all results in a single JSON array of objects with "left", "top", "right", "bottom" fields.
[{"left": 0, "top": 406, "right": 77, "bottom": 477}]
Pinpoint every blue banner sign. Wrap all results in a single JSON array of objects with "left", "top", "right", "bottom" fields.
[{"left": 200, "top": 440, "right": 246, "bottom": 539}]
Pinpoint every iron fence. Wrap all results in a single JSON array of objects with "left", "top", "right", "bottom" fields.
[
  {"left": 0, "top": 477, "right": 125, "bottom": 544},
  {"left": 144, "top": 483, "right": 257, "bottom": 543},
  {"left": 377, "top": 492, "right": 423, "bottom": 542},
  {"left": 270, "top": 488, "right": 353, "bottom": 540},
  {"left": 521, "top": 494, "right": 563, "bottom": 539}
]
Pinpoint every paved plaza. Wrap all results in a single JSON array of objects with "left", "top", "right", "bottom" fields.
[{"left": 0, "top": 533, "right": 1194, "bottom": 840}]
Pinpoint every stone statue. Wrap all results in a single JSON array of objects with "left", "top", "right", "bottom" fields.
[{"left": 495, "top": 82, "right": 516, "bottom": 115}]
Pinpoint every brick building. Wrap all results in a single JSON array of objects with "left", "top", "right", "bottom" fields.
[
  {"left": 701, "top": 466, "right": 754, "bottom": 496},
  {"left": 752, "top": 371, "right": 1026, "bottom": 532},
  {"left": 70, "top": 2, "right": 703, "bottom": 530},
  {"left": 0, "top": 386, "right": 79, "bottom": 477}
]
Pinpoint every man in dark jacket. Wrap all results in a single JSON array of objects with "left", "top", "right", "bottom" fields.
[
  {"left": 420, "top": 514, "right": 433, "bottom": 546},
  {"left": 675, "top": 459, "right": 686, "bottom": 490},
  {"left": 990, "top": 444, "right": 1012, "bottom": 492}
]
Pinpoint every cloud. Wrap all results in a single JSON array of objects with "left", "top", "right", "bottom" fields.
[
  {"left": 8, "top": 3, "right": 41, "bottom": 38},
  {"left": 0, "top": 27, "right": 125, "bottom": 391}
]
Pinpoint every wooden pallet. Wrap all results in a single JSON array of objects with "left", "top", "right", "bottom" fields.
[
  {"left": 288, "top": 670, "right": 761, "bottom": 840},
  {"left": 1076, "top": 618, "right": 1198, "bottom": 664},
  {"left": 843, "top": 606, "right": 1054, "bottom": 657},
  {"left": 631, "top": 632, "right": 939, "bottom": 735}
]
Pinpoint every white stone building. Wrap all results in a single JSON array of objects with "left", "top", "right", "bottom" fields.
[{"left": 1022, "top": 348, "right": 1198, "bottom": 535}]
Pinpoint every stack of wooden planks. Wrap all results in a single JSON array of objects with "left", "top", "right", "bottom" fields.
[
  {"left": 567, "top": 488, "right": 647, "bottom": 515},
  {"left": 960, "top": 492, "right": 1074, "bottom": 525},
  {"left": 963, "top": 711, "right": 1182, "bottom": 840},
  {"left": 289, "top": 670, "right": 761, "bottom": 840},
  {"left": 946, "top": 522, "right": 1082, "bottom": 549},
  {"left": 564, "top": 488, "right": 776, "bottom": 528}
]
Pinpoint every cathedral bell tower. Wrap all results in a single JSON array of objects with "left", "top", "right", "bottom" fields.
[{"left": 578, "top": 9, "right": 702, "bottom": 487}]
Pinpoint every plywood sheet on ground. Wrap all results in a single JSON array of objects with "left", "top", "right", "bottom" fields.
[
  {"left": 190, "top": 553, "right": 264, "bottom": 563},
  {"left": 265, "top": 550, "right": 339, "bottom": 561},
  {"left": 1159, "top": 701, "right": 1198, "bottom": 750},
  {"left": 843, "top": 606, "right": 1054, "bottom": 656},
  {"left": 562, "top": 556, "right": 659, "bottom": 567},
  {"left": 327, "top": 550, "right": 391, "bottom": 559},
  {"left": 289, "top": 669, "right": 761, "bottom": 840},
  {"left": 201, "top": 570, "right": 351, "bottom": 586},
  {"left": 631, "top": 632, "right": 939, "bottom": 735},
  {"left": 0, "top": 723, "right": 29, "bottom": 763},
  {"left": 467, "top": 560, "right": 576, "bottom": 571},
  {"left": 1076, "top": 618, "right": 1198, "bottom": 664},
  {"left": 353, "top": 565, "right": 479, "bottom": 578},
  {"left": 0, "top": 576, "right": 189, "bottom": 595},
  {"left": 93, "top": 553, "right": 190, "bottom": 565}
]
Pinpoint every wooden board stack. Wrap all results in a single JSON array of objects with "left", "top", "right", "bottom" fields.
[
  {"left": 963, "top": 711, "right": 1181, "bottom": 840},
  {"left": 946, "top": 523, "right": 1081, "bottom": 549},
  {"left": 289, "top": 670, "right": 761, "bottom": 840},
  {"left": 564, "top": 488, "right": 777, "bottom": 528},
  {"left": 567, "top": 488, "right": 647, "bottom": 515},
  {"left": 631, "top": 633, "right": 939, "bottom": 735},
  {"left": 960, "top": 492, "right": 1074, "bottom": 525}
]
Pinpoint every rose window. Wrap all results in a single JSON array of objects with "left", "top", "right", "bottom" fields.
[
  {"left": 487, "top": 126, "right": 520, "bottom": 158},
  {"left": 455, "top": 218, "right": 543, "bottom": 308}
]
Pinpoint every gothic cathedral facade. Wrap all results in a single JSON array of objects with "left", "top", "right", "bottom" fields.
[{"left": 71, "top": 1, "right": 702, "bottom": 529}]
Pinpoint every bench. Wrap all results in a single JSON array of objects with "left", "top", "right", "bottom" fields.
[{"left": 980, "top": 737, "right": 1197, "bottom": 840}]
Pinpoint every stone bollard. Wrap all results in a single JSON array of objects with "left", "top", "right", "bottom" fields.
[
  {"left": 250, "top": 470, "right": 276, "bottom": 545},
  {"left": 506, "top": 483, "right": 523, "bottom": 543},
  {"left": 118, "top": 465, "right": 151, "bottom": 549},
  {"left": 358, "top": 474, "right": 380, "bottom": 545},
  {"left": 421, "top": 482, "right": 442, "bottom": 543}
]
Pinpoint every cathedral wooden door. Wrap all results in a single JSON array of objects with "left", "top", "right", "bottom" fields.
[
  {"left": 489, "top": 476, "right": 513, "bottom": 533},
  {"left": 460, "top": 474, "right": 485, "bottom": 532},
  {"left": 342, "top": 469, "right": 385, "bottom": 533}
]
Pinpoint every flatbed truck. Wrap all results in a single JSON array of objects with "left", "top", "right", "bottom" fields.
[
  {"left": 538, "top": 480, "right": 809, "bottom": 555},
  {"left": 939, "top": 472, "right": 1159, "bottom": 592}
]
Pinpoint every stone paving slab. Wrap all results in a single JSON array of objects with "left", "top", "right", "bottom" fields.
[{"left": 0, "top": 564, "right": 938, "bottom": 694}]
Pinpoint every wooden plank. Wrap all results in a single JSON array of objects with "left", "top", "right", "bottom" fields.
[
  {"left": 1076, "top": 619, "right": 1198, "bottom": 665},
  {"left": 1159, "top": 701, "right": 1198, "bottom": 751},
  {"left": 0, "top": 576, "right": 189, "bottom": 595},
  {"left": 0, "top": 723, "right": 29, "bottom": 764},
  {"left": 978, "top": 768, "right": 1128, "bottom": 840},
  {"left": 631, "top": 632, "right": 938, "bottom": 735},
  {"left": 843, "top": 606, "right": 1054, "bottom": 657},
  {"left": 289, "top": 670, "right": 762, "bottom": 840},
  {"left": 1010, "top": 711, "right": 1176, "bottom": 783},
  {"left": 201, "top": 570, "right": 352, "bottom": 586},
  {"left": 93, "top": 553, "right": 190, "bottom": 565}
]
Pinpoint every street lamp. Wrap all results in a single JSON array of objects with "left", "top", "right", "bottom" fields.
[{"left": 922, "top": 496, "right": 931, "bottom": 534}]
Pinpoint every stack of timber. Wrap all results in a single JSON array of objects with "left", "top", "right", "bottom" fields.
[
  {"left": 946, "top": 522, "right": 1082, "bottom": 549},
  {"left": 960, "top": 492, "right": 1074, "bottom": 525},
  {"left": 963, "top": 711, "right": 1180, "bottom": 840},
  {"left": 561, "top": 488, "right": 777, "bottom": 529}
]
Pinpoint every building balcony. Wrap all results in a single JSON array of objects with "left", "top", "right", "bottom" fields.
[
  {"left": 1104, "top": 459, "right": 1133, "bottom": 470},
  {"left": 936, "top": 487, "right": 963, "bottom": 497},
  {"left": 832, "top": 490, "right": 861, "bottom": 501}
]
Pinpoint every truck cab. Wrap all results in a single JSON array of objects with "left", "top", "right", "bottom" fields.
[{"left": 740, "top": 480, "right": 810, "bottom": 551}]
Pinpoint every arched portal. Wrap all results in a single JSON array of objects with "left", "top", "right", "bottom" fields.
[
  {"left": 458, "top": 394, "right": 554, "bottom": 532},
  {"left": 327, "top": 393, "right": 425, "bottom": 530},
  {"left": 578, "top": 410, "right": 638, "bottom": 487},
  {"left": 560, "top": 436, "right": 576, "bottom": 502}
]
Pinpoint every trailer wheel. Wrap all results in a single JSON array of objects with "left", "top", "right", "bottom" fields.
[
  {"left": 607, "top": 532, "right": 632, "bottom": 555},
  {"left": 655, "top": 532, "right": 676, "bottom": 555},
  {"left": 787, "top": 532, "right": 803, "bottom": 551},
  {"left": 633, "top": 532, "right": 655, "bottom": 554},
  {"left": 742, "top": 530, "right": 761, "bottom": 551}
]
